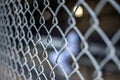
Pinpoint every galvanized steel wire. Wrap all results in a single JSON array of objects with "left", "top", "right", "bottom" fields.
[{"left": 0, "top": 0, "right": 120, "bottom": 80}]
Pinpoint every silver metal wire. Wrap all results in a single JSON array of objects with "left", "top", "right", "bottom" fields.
[{"left": 0, "top": 0, "right": 120, "bottom": 80}]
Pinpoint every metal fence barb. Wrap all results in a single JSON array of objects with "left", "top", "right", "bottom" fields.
[{"left": 0, "top": 0, "right": 120, "bottom": 80}]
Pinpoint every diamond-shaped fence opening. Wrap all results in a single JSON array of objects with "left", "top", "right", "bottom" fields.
[{"left": 0, "top": 0, "right": 120, "bottom": 80}]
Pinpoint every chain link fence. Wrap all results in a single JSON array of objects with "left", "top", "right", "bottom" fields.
[{"left": 0, "top": 0, "right": 120, "bottom": 80}]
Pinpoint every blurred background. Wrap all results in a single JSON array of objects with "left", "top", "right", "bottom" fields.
[{"left": 22, "top": 0, "right": 120, "bottom": 79}]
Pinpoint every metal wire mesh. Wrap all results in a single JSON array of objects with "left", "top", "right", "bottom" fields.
[{"left": 0, "top": 0, "right": 120, "bottom": 80}]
